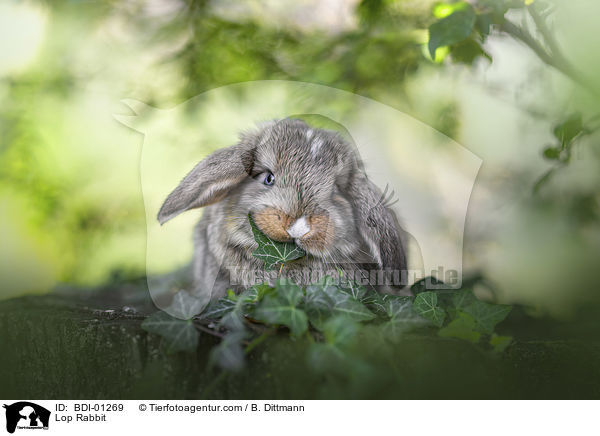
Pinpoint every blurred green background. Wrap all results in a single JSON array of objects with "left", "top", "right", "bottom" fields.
[{"left": 1, "top": 0, "right": 598, "bottom": 317}]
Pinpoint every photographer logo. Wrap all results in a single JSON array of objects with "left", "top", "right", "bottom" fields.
[{"left": 3, "top": 402, "right": 50, "bottom": 434}]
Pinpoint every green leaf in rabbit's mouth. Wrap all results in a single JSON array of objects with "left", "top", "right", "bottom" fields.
[{"left": 248, "top": 213, "right": 306, "bottom": 270}]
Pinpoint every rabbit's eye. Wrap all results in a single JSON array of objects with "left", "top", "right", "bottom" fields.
[{"left": 262, "top": 171, "right": 275, "bottom": 186}]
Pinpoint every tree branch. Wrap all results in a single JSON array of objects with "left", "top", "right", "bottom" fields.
[
  {"left": 500, "top": 17, "right": 598, "bottom": 96},
  {"left": 500, "top": 19, "right": 553, "bottom": 64}
]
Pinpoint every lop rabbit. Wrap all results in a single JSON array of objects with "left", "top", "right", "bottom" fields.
[{"left": 158, "top": 119, "right": 409, "bottom": 300}]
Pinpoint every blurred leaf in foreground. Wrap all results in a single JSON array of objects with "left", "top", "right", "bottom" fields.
[
  {"left": 141, "top": 311, "right": 199, "bottom": 354},
  {"left": 490, "top": 334, "right": 513, "bottom": 353},
  {"left": 169, "top": 290, "right": 209, "bottom": 319},
  {"left": 253, "top": 279, "right": 308, "bottom": 336},
  {"left": 209, "top": 330, "right": 248, "bottom": 372},
  {"left": 438, "top": 312, "right": 481, "bottom": 343},
  {"left": 553, "top": 113, "right": 583, "bottom": 147},
  {"left": 428, "top": 2, "right": 476, "bottom": 58}
]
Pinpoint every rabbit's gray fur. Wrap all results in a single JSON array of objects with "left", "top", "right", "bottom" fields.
[{"left": 158, "top": 119, "right": 408, "bottom": 300}]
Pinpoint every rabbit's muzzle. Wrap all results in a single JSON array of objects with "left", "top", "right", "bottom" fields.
[{"left": 252, "top": 207, "right": 334, "bottom": 252}]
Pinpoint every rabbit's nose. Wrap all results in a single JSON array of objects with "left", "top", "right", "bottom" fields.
[{"left": 287, "top": 216, "right": 310, "bottom": 239}]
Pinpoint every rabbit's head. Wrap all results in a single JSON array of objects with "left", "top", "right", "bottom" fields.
[{"left": 158, "top": 119, "right": 406, "bottom": 273}]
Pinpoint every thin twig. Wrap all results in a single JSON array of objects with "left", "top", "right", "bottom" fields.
[
  {"left": 500, "top": 18, "right": 598, "bottom": 96},
  {"left": 527, "top": 5, "right": 596, "bottom": 93},
  {"left": 527, "top": 4, "right": 561, "bottom": 58},
  {"left": 500, "top": 19, "right": 553, "bottom": 64}
]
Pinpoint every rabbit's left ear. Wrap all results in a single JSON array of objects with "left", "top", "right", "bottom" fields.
[
  {"left": 157, "top": 144, "right": 255, "bottom": 224},
  {"left": 348, "top": 173, "right": 407, "bottom": 276}
]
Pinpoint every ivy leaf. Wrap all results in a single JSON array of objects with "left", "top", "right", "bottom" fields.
[
  {"left": 367, "top": 294, "right": 412, "bottom": 318},
  {"left": 361, "top": 293, "right": 419, "bottom": 339},
  {"left": 553, "top": 113, "right": 583, "bottom": 148},
  {"left": 384, "top": 316, "right": 429, "bottom": 340},
  {"left": 490, "top": 333, "right": 513, "bottom": 353},
  {"left": 452, "top": 288, "right": 477, "bottom": 311},
  {"left": 248, "top": 214, "right": 305, "bottom": 269},
  {"left": 543, "top": 146, "right": 561, "bottom": 160},
  {"left": 304, "top": 285, "right": 335, "bottom": 330},
  {"left": 220, "top": 310, "right": 246, "bottom": 331},
  {"left": 382, "top": 297, "right": 429, "bottom": 340},
  {"left": 219, "top": 286, "right": 267, "bottom": 331},
  {"left": 198, "top": 298, "right": 236, "bottom": 321},
  {"left": 449, "top": 38, "right": 491, "bottom": 65},
  {"left": 428, "top": 2, "right": 476, "bottom": 59},
  {"left": 307, "top": 317, "right": 364, "bottom": 374},
  {"left": 478, "top": 0, "right": 509, "bottom": 16},
  {"left": 322, "top": 316, "right": 359, "bottom": 347},
  {"left": 305, "top": 284, "right": 376, "bottom": 330},
  {"left": 438, "top": 312, "right": 481, "bottom": 343},
  {"left": 245, "top": 283, "right": 275, "bottom": 302},
  {"left": 413, "top": 291, "right": 446, "bottom": 327},
  {"left": 463, "top": 299, "right": 512, "bottom": 334},
  {"left": 209, "top": 330, "right": 248, "bottom": 372},
  {"left": 141, "top": 290, "right": 206, "bottom": 353},
  {"left": 339, "top": 280, "right": 368, "bottom": 302},
  {"left": 141, "top": 311, "right": 199, "bottom": 354},
  {"left": 475, "top": 12, "right": 493, "bottom": 36},
  {"left": 323, "top": 286, "right": 376, "bottom": 322},
  {"left": 169, "top": 289, "right": 209, "bottom": 319},
  {"left": 253, "top": 279, "right": 308, "bottom": 336}
]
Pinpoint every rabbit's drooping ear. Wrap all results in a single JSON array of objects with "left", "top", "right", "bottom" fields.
[
  {"left": 158, "top": 144, "right": 255, "bottom": 224},
  {"left": 348, "top": 173, "right": 407, "bottom": 275}
]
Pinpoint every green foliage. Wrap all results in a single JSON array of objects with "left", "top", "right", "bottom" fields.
[
  {"left": 449, "top": 38, "right": 491, "bottom": 64},
  {"left": 553, "top": 114, "right": 584, "bottom": 146},
  {"left": 141, "top": 280, "right": 513, "bottom": 367},
  {"left": 209, "top": 330, "right": 248, "bottom": 372},
  {"left": 490, "top": 334, "right": 513, "bottom": 353},
  {"left": 304, "top": 283, "right": 376, "bottom": 330},
  {"left": 463, "top": 298, "right": 512, "bottom": 334},
  {"left": 427, "top": 2, "right": 598, "bottom": 199},
  {"left": 541, "top": 113, "right": 585, "bottom": 165},
  {"left": 141, "top": 311, "right": 199, "bottom": 354},
  {"left": 322, "top": 315, "right": 360, "bottom": 347},
  {"left": 168, "top": 290, "right": 208, "bottom": 319},
  {"left": 438, "top": 312, "right": 481, "bottom": 343},
  {"left": 428, "top": 2, "right": 476, "bottom": 59},
  {"left": 140, "top": 290, "right": 208, "bottom": 353},
  {"left": 413, "top": 291, "right": 446, "bottom": 327},
  {"left": 308, "top": 283, "right": 376, "bottom": 329},
  {"left": 253, "top": 279, "right": 308, "bottom": 337},
  {"left": 434, "top": 287, "right": 512, "bottom": 345},
  {"left": 375, "top": 294, "right": 429, "bottom": 340},
  {"left": 199, "top": 298, "right": 236, "bottom": 320},
  {"left": 426, "top": 0, "right": 539, "bottom": 65},
  {"left": 142, "top": 217, "right": 514, "bottom": 369},
  {"left": 176, "top": 1, "right": 429, "bottom": 99},
  {"left": 249, "top": 214, "right": 306, "bottom": 269},
  {"left": 535, "top": 113, "right": 593, "bottom": 192},
  {"left": 452, "top": 288, "right": 477, "bottom": 311}
]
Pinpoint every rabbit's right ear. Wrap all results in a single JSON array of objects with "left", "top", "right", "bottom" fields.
[
  {"left": 347, "top": 170, "right": 407, "bottom": 277},
  {"left": 157, "top": 144, "right": 255, "bottom": 224}
]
